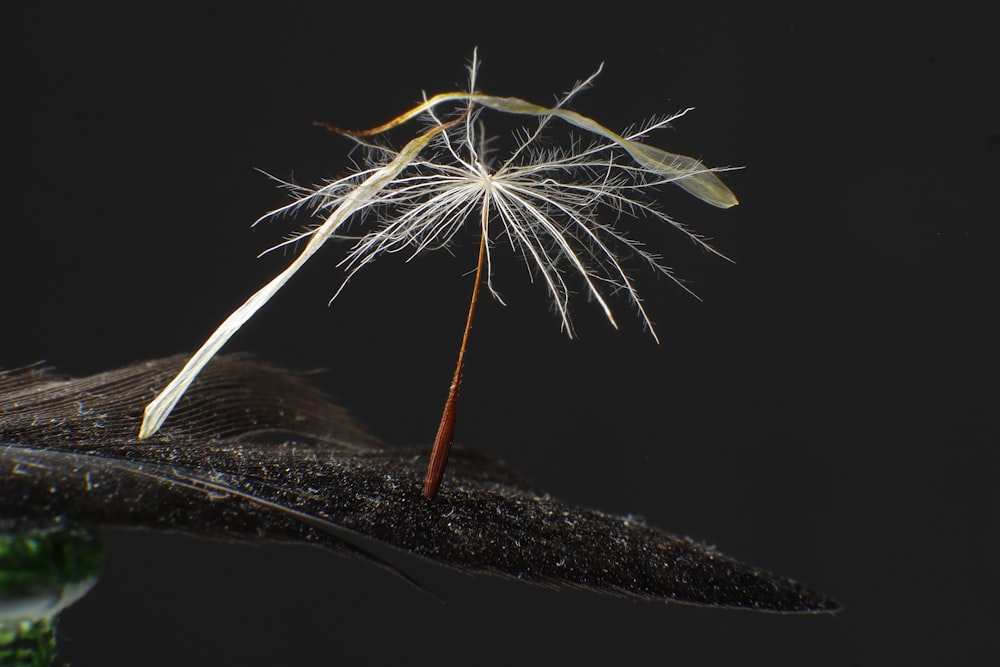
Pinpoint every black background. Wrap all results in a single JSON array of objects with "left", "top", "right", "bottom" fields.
[{"left": 8, "top": 2, "right": 998, "bottom": 665}]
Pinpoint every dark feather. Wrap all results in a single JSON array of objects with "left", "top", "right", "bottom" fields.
[{"left": 0, "top": 355, "right": 838, "bottom": 613}]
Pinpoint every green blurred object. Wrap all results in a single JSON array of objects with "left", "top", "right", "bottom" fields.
[{"left": 0, "top": 517, "right": 103, "bottom": 667}]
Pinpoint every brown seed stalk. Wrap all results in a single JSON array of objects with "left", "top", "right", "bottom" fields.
[{"left": 423, "top": 202, "right": 489, "bottom": 499}]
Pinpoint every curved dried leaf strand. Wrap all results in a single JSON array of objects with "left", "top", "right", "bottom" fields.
[
  {"left": 138, "top": 120, "right": 458, "bottom": 439},
  {"left": 331, "top": 92, "right": 738, "bottom": 209}
]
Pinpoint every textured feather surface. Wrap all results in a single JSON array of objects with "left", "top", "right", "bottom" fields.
[{"left": 0, "top": 356, "right": 838, "bottom": 613}]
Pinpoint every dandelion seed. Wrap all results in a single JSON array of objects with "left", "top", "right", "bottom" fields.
[{"left": 138, "top": 50, "right": 738, "bottom": 500}]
